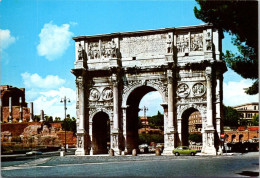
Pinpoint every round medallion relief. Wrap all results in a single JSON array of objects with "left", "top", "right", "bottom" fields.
[
  {"left": 102, "top": 87, "right": 113, "bottom": 100},
  {"left": 177, "top": 83, "right": 190, "bottom": 97},
  {"left": 192, "top": 83, "right": 205, "bottom": 96},
  {"left": 89, "top": 88, "right": 100, "bottom": 101}
]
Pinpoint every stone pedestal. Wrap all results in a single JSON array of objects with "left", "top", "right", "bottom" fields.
[
  {"left": 75, "top": 132, "right": 87, "bottom": 156},
  {"left": 111, "top": 131, "right": 121, "bottom": 155},
  {"left": 163, "top": 132, "right": 175, "bottom": 155},
  {"left": 201, "top": 129, "right": 216, "bottom": 155},
  {"left": 60, "top": 151, "right": 65, "bottom": 157}
]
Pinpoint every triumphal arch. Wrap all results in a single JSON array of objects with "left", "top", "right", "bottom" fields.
[{"left": 71, "top": 24, "right": 227, "bottom": 156}]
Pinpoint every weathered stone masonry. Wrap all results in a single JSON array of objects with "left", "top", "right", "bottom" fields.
[{"left": 71, "top": 24, "right": 227, "bottom": 155}]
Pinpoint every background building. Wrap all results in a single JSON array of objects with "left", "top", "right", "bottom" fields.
[
  {"left": 1, "top": 85, "right": 30, "bottom": 123},
  {"left": 188, "top": 111, "right": 202, "bottom": 133},
  {"left": 233, "top": 102, "right": 259, "bottom": 125}
]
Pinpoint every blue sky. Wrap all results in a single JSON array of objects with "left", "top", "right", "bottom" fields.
[{"left": 1, "top": 0, "right": 258, "bottom": 118}]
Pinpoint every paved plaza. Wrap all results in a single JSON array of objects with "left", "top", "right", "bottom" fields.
[{"left": 1, "top": 152, "right": 259, "bottom": 177}]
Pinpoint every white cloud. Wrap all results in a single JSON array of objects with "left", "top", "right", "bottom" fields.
[
  {"left": 37, "top": 22, "right": 74, "bottom": 60},
  {"left": 69, "top": 21, "right": 78, "bottom": 26},
  {"left": 21, "top": 72, "right": 76, "bottom": 118},
  {"left": 32, "top": 87, "right": 76, "bottom": 118},
  {"left": 21, "top": 72, "right": 65, "bottom": 89},
  {"left": 223, "top": 79, "right": 259, "bottom": 107},
  {"left": 0, "top": 29, "right": 16, "bottom": 52}
]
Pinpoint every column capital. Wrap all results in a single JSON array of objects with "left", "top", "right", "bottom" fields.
[
  {"left": 111, "top": 73, "right": 118, "bottom": 87},
  {"left": 167, "top": 69, "right": 173, "bottom": 84},
  {"left": 160, "top": 103, "right": 168, "bottom": 109},
  {"left": 205, "top": 66, "right": 212, "bottom": 80}
]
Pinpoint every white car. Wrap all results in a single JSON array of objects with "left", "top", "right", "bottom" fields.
[{"left": 26, "top": 151, "right": 42, "bottom": 156}]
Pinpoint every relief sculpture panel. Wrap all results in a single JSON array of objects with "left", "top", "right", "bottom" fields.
[
  {"left": 190, "top": 32, "right": 203, "bottom": 51},
  {"left": 88, "top": 42, "right": 100, "bottom": 59},
  {"left": 192, "top": 83, "right": 205, "bottom": 96},
  {"left": 101, "top": 40, "right": 117, "bottom": 59},
  {"left": 89, "top": 88, "right": 100, "bottom": 101},
  {"left": 176, "top": 33, "right": 189, "bottom": 53},
  {"left": 177, "top": 83, "right": 190, "bottom": 97},
  {"left": 102, "top": 87, "right": 113, "bottom": 100}
]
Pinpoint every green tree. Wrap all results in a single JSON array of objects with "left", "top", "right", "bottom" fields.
[
  {"left": 62, "top": 115, "right": 76, "bottom": 135},
  {"left": 223, "top": 106, "right": 240, "bottom": 127},
  {"left": 188, "top": 133, "right": 202, "bottom": 143},
  {"left": 45, "top": 116, "right": 53, "bottom": 123},
  {"left": 148, "top": 111, "right": 164, "bottom": 130},
  {"left": 54, "top": 117, "right": 61, "bottom": 122},
  {"left": 34, "top": 115, "right": 40, "bottom": 122},
  {"left": 251, "top": 114, "right": 259, "bottom": 126},
  {"left": 194, "top": 1, "right": 258, "bottom": 94}
]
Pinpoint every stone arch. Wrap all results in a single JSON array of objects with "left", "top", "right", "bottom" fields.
[
  {"left": 90, "top": 108, "right": 113, "bottom": 123},
  {"left": 177, "top": 104, "right": 205, "bottom": 146},
  {"left": 122, "top": 81, "right": 167, "bottom": 107},
  {"left": 177, "top": 104, "right": 206, "bottom": 119},
  {"left": 123, "top": 84, "right": 165, "bottom": 153}
]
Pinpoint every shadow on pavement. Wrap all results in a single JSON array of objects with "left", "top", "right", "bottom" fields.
[{"left": 237, "top": 171, "right": 259, "bottom": 177}]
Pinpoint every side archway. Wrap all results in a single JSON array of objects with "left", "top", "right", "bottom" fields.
[
  {"left": 92, "top": 112, "right": 110, "bottom": 154},
  {"left": 177, "top": 105, "right": 205, "bottom": 147}
]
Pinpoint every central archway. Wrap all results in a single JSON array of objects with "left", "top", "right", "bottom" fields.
[
  {"left": 181, "top": 108, "right": 202, "bottom": 146},
  {"left": 125, "top": 85, "right": 164, "bottom": 153},
  {"left": 92, "top": 112, "right": 110, "bottom": 154}
]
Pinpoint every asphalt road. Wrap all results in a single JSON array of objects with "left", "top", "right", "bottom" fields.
[{"left": 1, "top": 152, "right": 259, "bottom": 177}]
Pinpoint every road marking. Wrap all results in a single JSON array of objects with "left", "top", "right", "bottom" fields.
[{"left": 2, "top": 158, "right": 51, "bottom": 171}]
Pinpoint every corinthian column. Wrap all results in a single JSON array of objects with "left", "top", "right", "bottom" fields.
[
  {"left": 111, "top": 73, "right": 120, "bottom": 155},
  {"left": 202, "top": 66, "right": 216, "bottom": 155},
  {"left": 205, "top": 66, "right": 214, "bottom": 129},
  {"left": 78, "top": 79, "right": 85, "bottom": 132},
  {"left": 112, "top": 73, "right": 119, "bottom": 132},
  {"left": 75, "top": 76, "right": 87, "bottom": 156},
  {"left": 167, "top": 69, "right": 174, "bottom": 131}
]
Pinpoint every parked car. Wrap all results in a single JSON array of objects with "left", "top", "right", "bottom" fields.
[
  {"left": 26, "top": 151, "right": 42, "bottom": 156},
  {"left": 173, "top": 146, "right": 197, "bottom": 156}
]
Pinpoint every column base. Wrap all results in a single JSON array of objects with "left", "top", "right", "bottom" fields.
[
  {"left": 163, "top": 132, "right": 175, "bottom": 155},
  {"left": 201, "top": 129, "right": 217, "bottom": 155},
  {"left": 162, "top": 148, "right": 174, "bottom": 155},
  {"left": 75, "top": 148, "right": 86, "bottom": 156}
]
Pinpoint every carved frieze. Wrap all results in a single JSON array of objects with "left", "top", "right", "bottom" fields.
[
  {"left": 176, "top": 33, "right": 189, "bottom": 53},
  {"left": 177, "top": 83, "right": 190, "bottom": 97},
  {"left": 89, "top": 88, "right": 100, "bottom": 101},
  {"left": 192, "top": 83, "right": 205, "bottom": 96},
  {"left": 177, "top": 95, "right": 207, "bottom": 104},
  {"left": 190, "top": 33, "right": 203, "bottom": 51},
  {"left": 102, "top": 87, "right": 113, "bottom": 100}
]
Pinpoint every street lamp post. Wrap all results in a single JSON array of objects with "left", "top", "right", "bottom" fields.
[
  {"left": 140, "top": 106, "right": 148, "bottom": 144},
  {"left": 60, "top": 96, "right": 70, "bottom": 152}
]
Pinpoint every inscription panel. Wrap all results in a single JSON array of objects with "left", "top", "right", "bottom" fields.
[{"left": 120, "top": 33, "right": 167, "bottom": 58}]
